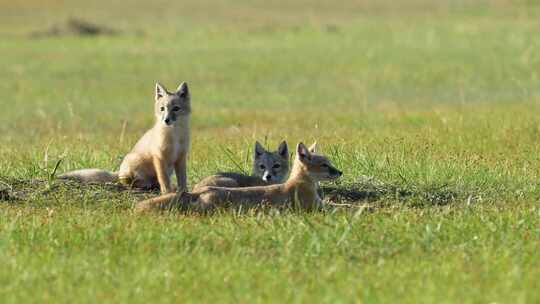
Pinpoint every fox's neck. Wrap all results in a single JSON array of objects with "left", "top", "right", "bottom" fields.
[
  {"left": 284, "top": 160, "right": 319, "bottom": 203},
  {"left": 282, "top": 161, "right": 320, "bottom": 209}
]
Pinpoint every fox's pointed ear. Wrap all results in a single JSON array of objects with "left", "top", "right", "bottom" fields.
[
  {"left": 278, "top": 141, "right": 288, "bottom": 159},
  {"left": 155, "top": 82, "right": 167, "bottom": 101},
  {"left": 254, "top": 141, "right": 265, "bottom": 158},
  {"left": 308, "top": 142, "right": 317, "bottom": 153},
  {"left": 297, "top": 142, "right": 311, "bottom": 161},
  {"left": 176, "top": 82, "right": 189, "bottom": 98}
]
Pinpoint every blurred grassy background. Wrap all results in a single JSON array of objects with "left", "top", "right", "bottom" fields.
[{"left": 0, "top": 1, "right": 539, "bottom": 303}]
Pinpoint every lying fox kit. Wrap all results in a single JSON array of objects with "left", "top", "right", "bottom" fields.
[
  {"left": 135, "top": 142, "right": 342, "bottom": 213},
  {"left": 192, "top": 141, "right": 289, "bottom": 191},
  {"left": 59, "top": 82, "right": 191, "bottom": 193}
]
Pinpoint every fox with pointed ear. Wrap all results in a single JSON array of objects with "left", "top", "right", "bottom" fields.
[
  {"left": 59, "top": 82, "right": 191, "bottom": 193},
  {"left": 135, "top": 142, "right": 343, "bottom": 213},
  {"left": 192, "top": 141, "right": 289, "bottom": 192}
]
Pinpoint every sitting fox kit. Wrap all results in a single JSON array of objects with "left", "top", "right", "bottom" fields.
[
  {"left": 59, "top": 82, "right": 191, "bottom": 193},
  {"left": 135, "top": 142, "right": 342, "bottom": 213},
  {"left": 192, "top": 141, "right": 289, "bottom": 191}
]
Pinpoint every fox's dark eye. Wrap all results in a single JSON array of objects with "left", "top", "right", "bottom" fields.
[
  {"left": 259, "top": 165, "right": 266, "bottom": 170},
  {"left": 272, "top": 164, "right": 281, "bottom": 169},
  {"left": 160, "top": 106, "right": 165, "bottom": 112},
  {"left": 172, "top": 106, "right": 180, "bottom": 111}
]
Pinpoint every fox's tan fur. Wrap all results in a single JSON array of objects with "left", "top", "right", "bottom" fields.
[
  {"left": 135, "top": 142, "right": 342, "bottom": 213},
  {"left": 192, "top": 141, "right": 289, "bottom": 192},
  {"left": 59, "top": 82, "right": 191, "bottom": 193}
]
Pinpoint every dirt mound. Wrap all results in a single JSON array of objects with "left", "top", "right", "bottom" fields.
[
  {"left": 0, "top": 176, "right": 156, "bottom": 206},
  {"left": 30, "top": 18, "right": 119, "bottom": 38},
  {"left": 1, "top": 174, "right": 466, "bottom": 210}
]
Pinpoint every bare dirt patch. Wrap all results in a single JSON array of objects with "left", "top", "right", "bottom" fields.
[{"left": 29, "top": 18, "right": 120, "bottom": 38}]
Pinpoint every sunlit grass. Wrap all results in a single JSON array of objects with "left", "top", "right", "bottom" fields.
[{"left": 0, "top": 1, "right": 539, "bottom": 303}]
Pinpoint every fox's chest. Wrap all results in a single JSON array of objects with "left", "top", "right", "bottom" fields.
[
  {"left": 170, "top": 134, "right": 188, "bottom": 157},
  {"left": 159, "top": 134, "right": 189, "bottom": 162},
  {"left": 159, "top": 129, "right": 189, "bottom": 161}
]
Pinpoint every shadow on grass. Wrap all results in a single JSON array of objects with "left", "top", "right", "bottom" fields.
[{"left": 321, "top": 179, "right": 461, "bottom": 208}]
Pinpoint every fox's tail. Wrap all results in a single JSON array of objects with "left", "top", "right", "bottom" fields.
[
  {"left": 135, "top": 191, "right": 197, "bottom": 213},
  {"left": 57, "top": 169, "right": 119, "bottom": 183}
]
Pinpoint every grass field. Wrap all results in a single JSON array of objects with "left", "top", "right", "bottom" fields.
[{"left": 1, "top": 0, "right": 539, "bottom": 303}]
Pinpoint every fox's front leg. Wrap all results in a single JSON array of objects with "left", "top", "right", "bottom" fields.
[
  {"left": 314, "top": 195, "right": 324, "bottom": 210},
  {"left": 174, "top": 151, "right": 188, "bottom": 192},
  {"left": 153, "top": 156, "right": 172, "bottom": 193}
]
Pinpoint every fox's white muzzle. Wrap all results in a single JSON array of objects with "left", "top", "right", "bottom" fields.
[{"left": 262, "top": 172, "right": 273, "bottom": 182}]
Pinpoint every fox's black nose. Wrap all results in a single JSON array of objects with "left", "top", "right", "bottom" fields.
[
  {"left": 329, "top": 167, "right": 342, "bottom": 177},
  {"left": 164, "top": 118, "right": 170, "bottom": 124},
  {"left": 266, "top": 175, "right": 272, "bottom": 180}
]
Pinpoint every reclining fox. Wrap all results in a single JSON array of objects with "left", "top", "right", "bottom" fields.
[
  {"left": 192, "top": 141, "right": 289, "bottom": 191},
  {"left": 135, "top": 142, "right": 342, "bottom": 213}
]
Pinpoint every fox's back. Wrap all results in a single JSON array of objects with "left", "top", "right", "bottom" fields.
[
  {"left": 200, "top": 184, "right": 288, "bottom": 207},
  {"left": 192, "top": 172, "right": 270, "bottom": 191}
]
